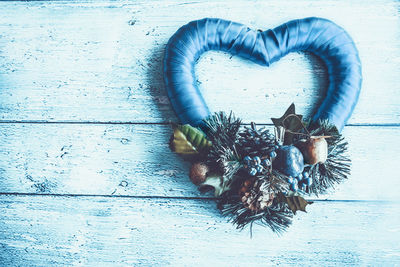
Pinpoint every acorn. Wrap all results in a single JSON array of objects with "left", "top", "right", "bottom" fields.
[
  {"left": 296, "top": 136, "right": 329, "bottom": 165},
  {"left": 274, "top": 145, "right": 304, "bottom": 177},
  {"left": 189, "top": 162, "right": 209, "bottom": 185}
]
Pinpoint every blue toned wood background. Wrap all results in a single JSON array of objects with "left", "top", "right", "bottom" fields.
[{"left": 0, "top": 0, "right": 399, "bottom": 265}]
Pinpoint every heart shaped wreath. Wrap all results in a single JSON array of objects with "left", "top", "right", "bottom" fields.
[{"left": 164, "top": 17, "right": 362, "bottom": 232}]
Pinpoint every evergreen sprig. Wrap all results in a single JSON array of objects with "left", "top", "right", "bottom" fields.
[
  {"left": 306, "top": 120, "right": 351, "bottom": 195},
  {"left": 203, "top": 111, "right": 242, "bottom": 169},
  {"left": 218, "top": 146, "right": 243, "bottom": 188},
  {"left": 178, "top": 111, "right": 350, "bottom": 233},
  {"left": 219, "top": 194, "right": 293, "bottom": 233},
  {"left": 204, "top": 112, "right": 242, "bottom": 150},
  {"left": 218, "top": 171, "right": 293, "bottom": 232},
  {"left": 203, "top": 112, "right": 295, "bottom": 232},
  {"left": 237, "top": 122, "right": 276, "bottom": 157}
]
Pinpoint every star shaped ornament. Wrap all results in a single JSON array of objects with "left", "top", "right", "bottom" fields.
[{"left": 271, "top": 103, "right": 304, "bottom": 144}]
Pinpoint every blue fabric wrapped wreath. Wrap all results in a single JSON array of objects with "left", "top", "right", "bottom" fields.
[{"left": 164, "top": 17, "right": 362, "bottom": 232}]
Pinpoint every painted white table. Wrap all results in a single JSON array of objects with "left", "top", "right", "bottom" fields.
[{"left": 0, "top": 0, "right": 399, "bottom": 265}]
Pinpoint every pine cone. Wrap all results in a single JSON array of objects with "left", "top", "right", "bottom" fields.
[
  {"left": 238, "top": 178, "right": 275, "bottom": 212},
  {"left": 237, "top": 122, "right": 275, "bottom": 157}
]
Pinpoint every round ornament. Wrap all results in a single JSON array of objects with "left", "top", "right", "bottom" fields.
[
  {"left": 297, "top": 137, "right": 329, "bottom": 165},
  {"left": 274, "top": 145, "right": 305, "bottom": 177},
  {"left": 189, "top": 162, "right": 209, "bottom": 185}
]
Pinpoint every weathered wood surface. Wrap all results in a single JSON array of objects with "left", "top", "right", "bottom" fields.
[
  {"left": 0, "top": 0, "right": 399, "bottom": 266},
  {"left": 0, "top": 195, "right": 399, "bottom": 266},
  {"left": 0, "top": 0, "right": 399, "bottom": 124},
  {"left": 0, "top": 124, "right": 399, "bottom": 201}
]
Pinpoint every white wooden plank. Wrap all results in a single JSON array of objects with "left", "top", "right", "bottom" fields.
[
  {"left": 0, "top": 195, "right": 399, "bottom": 266},
  {"left": 0, "top": 0, "right": 399, "bottom": 124},
  {"left": 0, "top": 124, "right": 398, "bottom": 200},
  {"left": 0, "top": 123, "right": 192, "bottom": 197}
]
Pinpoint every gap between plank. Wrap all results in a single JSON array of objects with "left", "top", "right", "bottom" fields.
[
  {"left": 0, "top": 121, "right": 399, "bottom": 127},
  {"left": 0, "top": 192, "right": 395, "bottom": 203}
]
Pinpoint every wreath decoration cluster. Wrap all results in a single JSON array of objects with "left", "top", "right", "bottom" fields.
[{"left": 164, "top": 17, "right": 362, "bottom": 232}]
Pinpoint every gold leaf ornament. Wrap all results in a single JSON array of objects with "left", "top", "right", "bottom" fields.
[
  {"left": 285, "top": 195, "right": 313, "bottom": 214},
  {"left": 170, "top": 124, "right": 212, "bottom": 154}
]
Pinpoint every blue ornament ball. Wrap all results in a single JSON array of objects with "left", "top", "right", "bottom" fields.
[
  {"left": 291, "top": 183, "right": 299, "bottom": 191},
  {"left": 256, "top": 165, "right": 263, "bottom": 173},
  {"left": 253, "top": 156, "right": 261, "bottom": 165},
  {"left": 274, "top": 145, "right": 305, "bottom": 177},
  {"left": 262, "top": 158, "right": 271, "bottom": 167},
  {"left": 300, "top": 183, "right": 307, "bottom": 191},
  {"left": 244, "top": 156, "right": 252, "bottom": 165},
  {"left": 287, "top": 177, "right": 295, "bottom": 184},
  {"left": 249, "top": 167, "right": 257, "bottom": 176}
]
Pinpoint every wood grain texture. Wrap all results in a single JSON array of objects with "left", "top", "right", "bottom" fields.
[
  {"left": 0, "top": 124, "right": 399, "bottom": 200},
  {"left": 0, "top": 0, "right": 399, "bottom": 124},
  {"left": 0, "top": 0, "right": 399, "bottom": 265},
  {"left": 0, "top": 195, "right": 399, "bottom": 266}
]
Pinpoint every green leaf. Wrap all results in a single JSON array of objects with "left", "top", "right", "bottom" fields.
[
  {"left": 170, "top": 124, "right": 212, "bottom": 155},
  {"left": 200, "top": 175, "right": 231, "bottom": 197}
]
